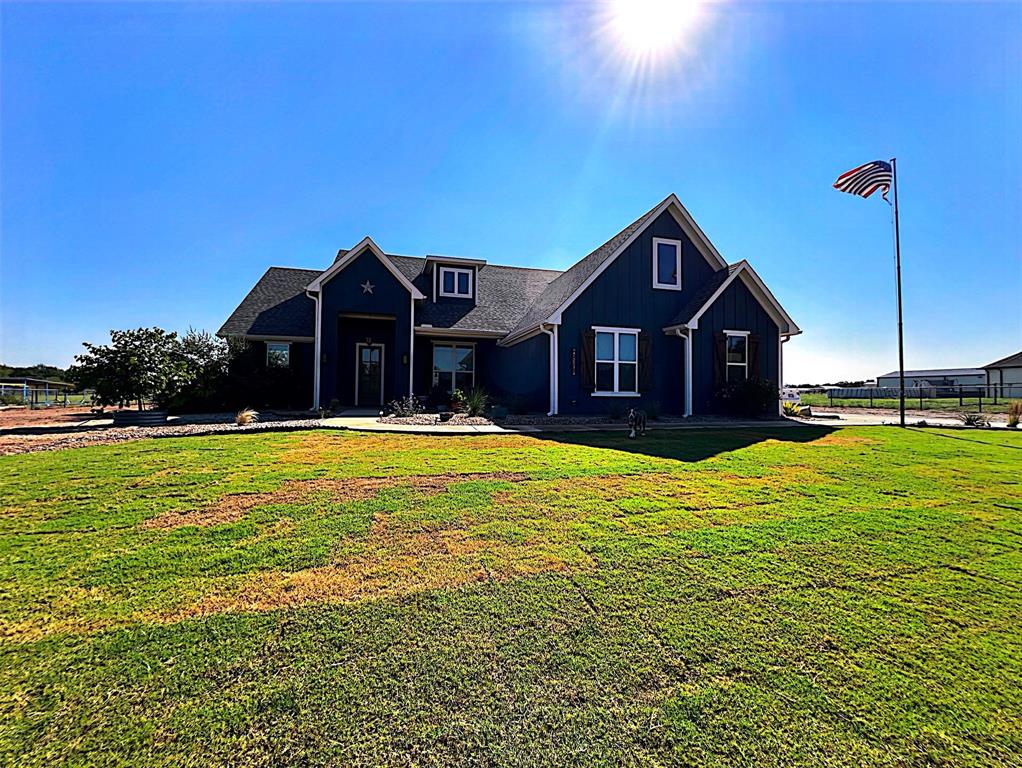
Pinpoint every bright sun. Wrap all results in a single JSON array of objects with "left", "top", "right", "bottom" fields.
[{"left": 604, "top": 0, "right": 704, "bottom": 64}]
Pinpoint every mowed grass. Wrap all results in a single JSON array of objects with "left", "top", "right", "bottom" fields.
[
  {"left": 800, "top": 392, "right": 1015, "bottom": 414},
  {"left": 1, "top": 426, "right": 1020, "bottom": 767}
]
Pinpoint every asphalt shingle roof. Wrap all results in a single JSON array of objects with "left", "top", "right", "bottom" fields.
[
  {"left": 219, "top": 195, "right": 757, "bottom": 343},
  {"left": 388, "top": 256, "right": 562, "bottom": 334},
  {"left": 217, "top": 267, "right": 319, "bottom": 338},
  {"left": 504, "top": 198, "right": 667, "bottom": 339},
  {"left": 665, "top": 263, "right": 742, "bottom": 329}
]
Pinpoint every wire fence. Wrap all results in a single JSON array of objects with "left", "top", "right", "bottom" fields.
[
  {"left": 799, "top": 384, "right": 1022, "bottom": 414},
  {"left": 0, "top": 383, "right": 90, "bottom": 409}
]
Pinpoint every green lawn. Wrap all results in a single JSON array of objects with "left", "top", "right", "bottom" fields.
[
  {"left": 1, "top": 427, "right": 1020, "bottom": 766},
  {"left": 800, "top": 392, "right": 1014, "bottom": 414}
]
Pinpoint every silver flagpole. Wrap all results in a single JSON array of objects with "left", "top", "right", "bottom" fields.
[{"left": 891, "top": 157, "right": 906, "bottom": 427}]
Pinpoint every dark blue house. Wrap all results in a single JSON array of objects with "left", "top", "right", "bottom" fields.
[{"left": 218, "top": 194, "right": 800, "bottom": 415}]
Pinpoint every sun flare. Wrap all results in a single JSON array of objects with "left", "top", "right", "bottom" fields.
[{"left": 604, "top": 0, "right": 705, "bottom": 64}]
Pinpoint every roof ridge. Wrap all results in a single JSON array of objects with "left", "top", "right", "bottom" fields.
[{"left": 504, "top": 196, "right": 671, "bottom": 340}]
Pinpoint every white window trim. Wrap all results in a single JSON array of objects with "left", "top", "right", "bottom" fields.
[
  {"left": 438, "top": 266, "right": 474, "bottom": 298},
  {"left": 431, "top": 341, "right": 476, "bottom": 391},
  {"left": 354, "top": 342, "right": 385, "bottom": 406},
  {"left": 593, "top": 326, "right": 640, "bottom": 396},
  {"left": 724, "top": 330, "right": 749, "bottom": 382},
  {"left": 266, "top": 341, "right": 291, "bottom": 368},
  {"left": 652, "top": 237, "right": 683, "bottom": 291}
]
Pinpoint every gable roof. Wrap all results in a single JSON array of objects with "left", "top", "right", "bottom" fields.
[
  {"left": 307, "top": 236, "right": 426, "bottom": 299},
  {"left": 984, "top": 350, "right": 1022, "bottom": 369},
  {"left": 217, "top": 267, "right": 320, "bottom": 338},
  {"left": 663, "top": 260, "right": 801, "bottom": 337},
  {"left": 503, "top": 194, "right": 729, "bottom": 342},
  {"left": 876, "top": 367, "right": 985, "bottom": 379}
]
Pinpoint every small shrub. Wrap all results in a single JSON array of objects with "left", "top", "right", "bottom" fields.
[
  {"left": 235, "top": 408, "right": 259, "bottom": 426},
  {"left": 714, "top": 378, "right": 778, "bottom": 418},
  {"left": 1008, "top": 400, "right": 1022, "bottom": 429},
  {"left": 463, "top": 388, "right": 490, "bottom": 417},
  {"left": 448, "top": 388, "right": 468, "bottom": 413},
  {"left": 606, "top": 402, "right": 626, "bottom": 420},
  {"left": 644, "top": 401, "right": 661, "bottom": 421},
  {"left": 328, "top": 398, "right": 340, "bottom": 413},
  {"left": 386, "top": 396, "right": 423, "bottom": 418},
  {"left": 960, "top": 412, "right": 989, "bottom": 428},
  {"left": 782, "top": 400, "right": 802, "bottom": 417}
]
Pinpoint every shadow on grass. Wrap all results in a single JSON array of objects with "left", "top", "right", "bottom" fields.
[
  {"left": 530, "top": 424, "right": 836, "bottom": 462},
  {"left": 906, "top": 426, "right": 1022, "bottom": 451}
]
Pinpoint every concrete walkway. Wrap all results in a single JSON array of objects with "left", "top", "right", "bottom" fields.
[{"left": 320, "top": 416, "right": 531, "bottom": 434}]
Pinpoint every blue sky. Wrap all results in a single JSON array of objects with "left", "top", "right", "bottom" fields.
[{"left": 2, "top": 1, "right": 1019, "bottom": 382}]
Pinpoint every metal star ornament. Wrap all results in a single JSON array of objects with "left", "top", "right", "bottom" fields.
[{"left": 360, "top": 280, "right": 374, "bottom": 295}]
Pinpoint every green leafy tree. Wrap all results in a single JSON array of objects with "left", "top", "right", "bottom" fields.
[{"left": 69, "top": 328, "right": 183, "bottom": 410}]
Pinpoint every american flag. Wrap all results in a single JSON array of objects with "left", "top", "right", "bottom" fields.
[{"left": 833, "top": 160, "right": 893, "bottom": 201}]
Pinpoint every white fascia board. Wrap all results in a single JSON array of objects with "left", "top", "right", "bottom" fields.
[
  {"left": 546, "top": 196, "right": 728, "bottom": 326},
  {"left": 415, "top": 327, "right": 506, "bottom": 339},
  {"left": 663, "top": 262, "right": 801, "bottom": 338},
  {"left": 306, "top": 236, "right": 426, "bottom": 299}
]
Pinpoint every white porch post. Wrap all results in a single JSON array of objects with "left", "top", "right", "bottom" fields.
[
  {"left": 684, "top": 329, "right": 693, "bottom": 417},
  {"left": 310, "top": 290, "right": 322, "bottom": 410},
  {"left": 778, "top": 332, "right": 785, "bottom": 416},
  {"left": 408, "top": 295, "right": 415, "bottom": 397}
]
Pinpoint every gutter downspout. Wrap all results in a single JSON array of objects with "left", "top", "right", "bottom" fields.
[
  {"left": 306, "top": 289, "right": 321, "bottom": 410},
  {"left": 675, "top": 328, "right": 693, "bottom": 417},
  {"left": 541, "top": 324, "right": 559, "bottom": 416}
]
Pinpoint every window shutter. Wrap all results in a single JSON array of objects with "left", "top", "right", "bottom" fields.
[
  {"left": 638, "top": 332, "right": 654, "bottom": 392},
  {"left": 748, "top": 334, "right": 761, "bottom": 379},
  {"left": 714, "top": 333, "right": 727, "bottom": 384},
  {"left": 580, "top": 330, "right": 595, "bottom": 391}
]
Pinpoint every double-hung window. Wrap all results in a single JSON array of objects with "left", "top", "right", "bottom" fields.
[
  {"left": 724, "top": 330, "right": 749, "bottom": 383},
  {"left": 432, "top": 343, "right": 474, "bottom": 392},
  {"left": 594, "top": 326, "right": 639, "bottom": 395},
  {"left": 438, "top": 267, "right": 473, "bottom": 298},
  {"left": 266, "top": 342, "right": 290, "bottom": 368},
  {"left": 652, "top": 238, "right": 682, "bottom": 290}
]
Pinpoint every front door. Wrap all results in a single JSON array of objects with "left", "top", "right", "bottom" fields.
[{"left": 356, "top": 344, "right": 384, "bottom": 406}]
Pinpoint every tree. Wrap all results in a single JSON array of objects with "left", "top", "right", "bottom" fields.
[{"left": 69, "top": 328, "right": 183, "bottom": 410}]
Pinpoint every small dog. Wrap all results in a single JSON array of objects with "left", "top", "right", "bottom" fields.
[{"left": 627, "top": 408, "right": 647, "bottom": 438}]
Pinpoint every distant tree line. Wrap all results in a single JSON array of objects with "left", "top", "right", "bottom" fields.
[{"left": 0, "top": 363, "right": 69, "bottom": 381}]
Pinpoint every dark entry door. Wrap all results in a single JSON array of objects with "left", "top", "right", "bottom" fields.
[{"left": 356, "top": 344, "right": 384, "bottom": 406}]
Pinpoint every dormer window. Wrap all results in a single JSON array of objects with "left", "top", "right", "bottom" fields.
[
  {"left": 438, "top": 266, "right": 473, "bottom": 298},
  {"left": 652, "top": 237, "right": 682, "bottom": 291}
]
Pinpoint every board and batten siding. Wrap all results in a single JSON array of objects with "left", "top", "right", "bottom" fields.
[
  {"left": 690, "top": 278, "right": 780, "bottom": 415},
  {"left": 556, "top": 209, "right": 717, "bottom": 415},
  {"left": 318, "top": 249, "right": 413, "bottom": 406}
]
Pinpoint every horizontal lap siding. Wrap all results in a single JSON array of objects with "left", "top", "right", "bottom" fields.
[
  {"left": 557, "top": 210, "right": 717, "bottom": 415},
  {"left": 691, "top": 279, "right": 780, "bottom": 415}
]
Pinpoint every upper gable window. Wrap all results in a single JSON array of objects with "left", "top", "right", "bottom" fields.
[
  {"left": 652, "top": 238, "right": 682, "bottom": 291},
  {"left": 438, "top": 266, "right": 473, "bottom": 298}
]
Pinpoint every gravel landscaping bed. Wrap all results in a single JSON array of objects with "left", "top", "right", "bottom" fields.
[
  {"left": 0, "top": 418, "right": 324, "bottom": 456},
  {"left": 378, "top": 413, "right": 494, "bottom": 426}
]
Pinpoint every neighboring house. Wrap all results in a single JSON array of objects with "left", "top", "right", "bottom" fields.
[
  {"left": 218, "top": 194, "right": 800, "bottom": 415},
  {"left": 983, "top": 351, "right": 1022, "bottom": 398},
  {"left": 875, "top": 368, "right": 987, "bottom": 393}
]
